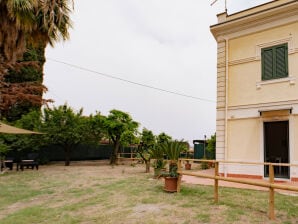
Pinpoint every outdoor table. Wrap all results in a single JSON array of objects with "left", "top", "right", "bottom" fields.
[
  {"left": 1, "top": 160, "right": 13, "bottom": 171},
  {"left": 4, "top": 160, "right": 13, "bottom": 170},
  {"left": 17, "top": 160, "right": 39, "bottom": 171}
]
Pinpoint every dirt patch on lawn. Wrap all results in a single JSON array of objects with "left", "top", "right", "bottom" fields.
[
  {"left": 0, "top": 160, "right": 147, "bottom": 219},
  {"left": 1, "top": 160, "right": 297, "bottom": 224}
]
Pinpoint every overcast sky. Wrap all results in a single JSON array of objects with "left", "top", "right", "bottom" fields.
[{"left": 44, "top": 0, "right": 271, "bottom": 144}]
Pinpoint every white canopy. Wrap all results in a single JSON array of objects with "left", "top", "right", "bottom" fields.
[{"left": 0, "top": 122, "right": 42, "bottom": 134}]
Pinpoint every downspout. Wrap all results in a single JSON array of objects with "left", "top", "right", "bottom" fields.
[{"left": 224, "top": 37, "right": 229, "bottom": 177}]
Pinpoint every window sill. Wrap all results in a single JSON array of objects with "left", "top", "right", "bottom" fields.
[{"left": 256, "top": 77, "right": 295, "bottom": 89}]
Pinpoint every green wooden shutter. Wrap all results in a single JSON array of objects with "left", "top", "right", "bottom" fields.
[
  {"left": 275, "top": 44, "right": 288, "bottom": 78},
  {"left": 261, "top": 43, "right": 288, "bottom": 81},
  {"left": 262, "top": 48, "right": 274, "bottom": 80}
]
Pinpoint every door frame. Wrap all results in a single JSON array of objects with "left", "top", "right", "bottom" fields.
[{"left": 263, "top": 120, "right": 290, "bottom": 179}]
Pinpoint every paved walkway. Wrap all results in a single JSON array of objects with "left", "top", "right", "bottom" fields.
[{"left": 181, "top": 168, "right": 298, "bottom": 196}]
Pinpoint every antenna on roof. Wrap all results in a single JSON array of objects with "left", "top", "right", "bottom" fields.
[{"left": 211, "top": 0, "right": 227, "bottom": 13}]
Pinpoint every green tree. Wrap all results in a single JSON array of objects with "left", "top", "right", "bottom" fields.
[
  {"left": 103, "top": 109, "right": 139, "bottom": 165},
  {"left": 13, "top": 110, "right": 44, "bottom": 154},
  {"left": 0, "top": 138, "right": 10, "bottom": 171},
  {"left": 156, "top": 132, "right": 172, "bottom": 144},
  {"left": 206, "top": 133, "right": 216, "bottom": 159},
  {"left": 42, "top": 104, "right": 102, "bottom": 166},
  {"left": 0, "top": 139, "right": 9, "bottom": 157},
  {"left": 136, "top": 128, "right": 155, "bottom": 173},
  {"left": 2, "top": 45, "right": 47, "bottom": 122},
  {"left": 15, "top": 110, "right": 43, "bottom": 131},
  {"left": 0, "top": 111, "right": 43, "bottom": 166},
  {"left": 2, "top": 107, "right": 104, "bottom": 166},
  {"left": 87, "top": 112, "right": 105, "bottom": 145}
]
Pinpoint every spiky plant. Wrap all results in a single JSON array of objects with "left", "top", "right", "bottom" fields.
[
  {"left": 160, "top": 140, "right": 188, "bottom": 177},
  {"left": 161, "top": 140, "right": 187, "bottom": 162}
]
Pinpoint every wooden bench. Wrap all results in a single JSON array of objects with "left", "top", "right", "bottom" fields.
[
  {"left": 1, "top": 159, "right": 13, "bottom": 171},
  {"left": 4, "top": 160, "right": 13, "bottom": 170},
  {"left": 17, "top": 160, "right": 39, "bottom": 171}
]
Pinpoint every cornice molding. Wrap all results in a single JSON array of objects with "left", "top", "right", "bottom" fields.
[
  {"left": 210, "top": 1, "right": 298, "bottom": 40},
  {"left": 229, "top": 57, "right": 255, "bottom": 66},
  {"left": 228, "top": 99, "right": 298, "bottom": 111}
]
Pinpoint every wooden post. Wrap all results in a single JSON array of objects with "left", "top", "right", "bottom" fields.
[
  {"left": 214, "top": 161, "right": 219, "bottom": 203},
  {"left": 177, "top": 159, "right": 182, "bottom": 193},
  {"left": 269, "top": 163, "right": 275, "bottom": 220}
]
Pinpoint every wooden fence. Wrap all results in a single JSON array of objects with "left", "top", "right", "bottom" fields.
[
  {"left": 117, "top": 153, "right": 143, "bottom": 162},
  {"left": 177, "top": 159, "right": 298, "bottom": 220}
]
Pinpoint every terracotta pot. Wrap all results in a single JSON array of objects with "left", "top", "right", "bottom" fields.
[
  {"left": 164, "top": 176, "right": 178, "bottom": 192},
  {"left": 185, "top": 163, "right": 191, "bottom": 170}
]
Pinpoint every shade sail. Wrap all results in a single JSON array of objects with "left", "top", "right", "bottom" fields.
[{"left": 0, "top": 122, "right": 43, "bottom": 134}]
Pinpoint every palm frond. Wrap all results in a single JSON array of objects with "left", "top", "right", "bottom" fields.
[{"left": 161, "top": 140, "right": 187, "bottom": 161}]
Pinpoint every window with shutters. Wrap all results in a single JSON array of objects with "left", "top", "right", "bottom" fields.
[{"left": 261, "top": 43, "right": 288, "bottom": 81}]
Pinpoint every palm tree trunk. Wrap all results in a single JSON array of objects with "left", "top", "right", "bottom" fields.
[{"left": 0, "top": 3, "right": 27, "bottom": 66}]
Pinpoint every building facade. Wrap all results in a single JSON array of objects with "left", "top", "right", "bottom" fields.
[{"left": 210, "top": 0, "right": 298, "bottom": 181}]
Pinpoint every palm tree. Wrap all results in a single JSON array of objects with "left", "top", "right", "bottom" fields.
[
  {"left": 160, "top": 140, "right": 188, "bottom": 192},
  {"left": 0, "top": 0, "right": 73, "bottom": 119},
  {"left": 0, "top": 0, "right": 73, "bottom": 65}
]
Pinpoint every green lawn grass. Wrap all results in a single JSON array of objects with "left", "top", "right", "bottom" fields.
[{"left": 0, "top": 162, "right": 297, "bottom": 224}]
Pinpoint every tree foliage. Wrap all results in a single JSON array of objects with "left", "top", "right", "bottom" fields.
[
  {"left": 0, "top": 138, "right": 10, "bottom": 159},
  {"left": 0, "top": 0, "right": 73, "bottom": 66},
  {"left": 42, "top": 104, "right": 101, "bottom": 166},
  {"left": 0, "top": 110, "right": 43, "bottom": 165},
  {"left": 140, "top": 128, "right": 155, "bottom": 150},
  {"left": 1, "top": 45, "right": 49, "bottom": 121},
  {"left": 87, "top": 112, "right": 105, "bottom": 145},
  {"left": 0, "top": 0, "right": 73, "bottom": 119},
  {"left": 103, "top": 109, "right": 139, "bottom": 165},
  {"left": 156, "top": 132, "right": 172, "bottom": 144},
  {"left": 206, "top": 133, "right": 216, "bottom": 159},
  {"left": 136, "top": 128, "right": 155, "bottom": 173},
  {"left": 1, "top": 104, "right": 105, "bottom": 166}
]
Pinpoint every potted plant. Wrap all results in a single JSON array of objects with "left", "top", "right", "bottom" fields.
[
  {"left": 184, "top": 149, "right": 192, "bottom": 170},
  {"left": 152, "top": 159, "right": 167, "bottom": 178},
  {"left": 160, "top": 140, "right": 188, "bottom": 192},
  {"left": 185, "top": 160, "right": 191, "bottom": 170}
]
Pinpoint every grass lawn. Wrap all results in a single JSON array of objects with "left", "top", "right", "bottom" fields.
[{"left": 0, "top": 161, "right": 297, "bottom": 224}]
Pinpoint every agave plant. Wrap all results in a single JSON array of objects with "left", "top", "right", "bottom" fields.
[
  {"left": 161, "top": 140, "right": 188, "bottom": 162},
  {"left": 160, "top": 140, "right": 188, "bottom": 177},
  {"left": 149, "top": 145, "right": 166, "bottom": 173}
]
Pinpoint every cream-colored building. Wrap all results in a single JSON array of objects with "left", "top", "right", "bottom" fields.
[{"left": 210, "top": 0, "right": 298, "bottom": 181}]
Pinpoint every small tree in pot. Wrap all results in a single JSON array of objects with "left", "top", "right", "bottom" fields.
[
  {"left": 160, "top": 140, "right": 188, "bottom": 192},
  {"left": 149, "top": 145, "right": 166, "bottom": 178}
]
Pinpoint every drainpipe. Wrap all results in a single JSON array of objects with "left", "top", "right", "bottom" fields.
[{"left": 224, "top": 37, "right": 229, "bottom": 177}]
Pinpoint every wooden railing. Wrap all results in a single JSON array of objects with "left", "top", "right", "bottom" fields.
[
  {"left": 177, "top": 159, "right": 298, "bottom": 220},
  {"left": 117, "top": 152, "right": 136, "bottom": 158},
  {"left": 117, "top": 153, "right": 142, "bottom": 162}
]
